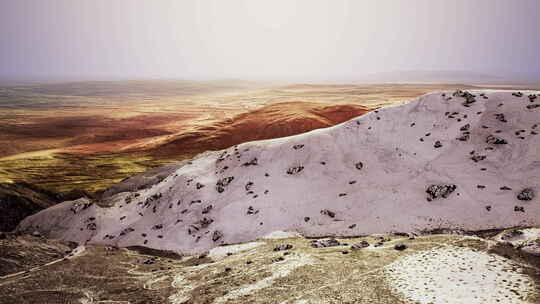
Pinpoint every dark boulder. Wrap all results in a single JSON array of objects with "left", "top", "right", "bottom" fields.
[
  {"left": 287, "top": 166, "right": 304, "bottom": 175},
  {"left": 517, "top": 188, "right": 534, "bottom": 201},
  {"left": 471, "top": 155, "right": 486, "bottom": 162},
  {"left": 460, "top": 124, "right": 470, "bottom": 131},
  {"left": 320, "top": 209, "right": 336, "bottom": 218},
  {"left": 351, "top": 241, "right": 370, "bottom": 249},
  {"left": 456, "top": 134, "right": 470, "bottom": 141},
  {"left": 426, "top": 184, "right": 457, "bottom": 201},
  {"left": 310, "top": 239, "right": 341, "bottom": 248},
  {"left": 212, "top": 230, "right": 223, "bottom": 242},
  {"left": 394, "top": 243, "right": 407, "bottom": 251},
  {"left": 273, "top": 244, "right": 293, "bottom": 251},
  {"left": 216, "top": 176, "right": 234, "bottom": 193},
  {"left": 486, "top": 135, "right": 508, "bottom": 145}
]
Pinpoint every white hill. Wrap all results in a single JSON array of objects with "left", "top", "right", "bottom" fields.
[{"left": 18, "top": 90, "right": 540, "bottom": 254}]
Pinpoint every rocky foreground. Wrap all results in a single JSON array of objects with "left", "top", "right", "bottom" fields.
[{"left": 0, "top": 228, "right": 539, "bottom": 303}]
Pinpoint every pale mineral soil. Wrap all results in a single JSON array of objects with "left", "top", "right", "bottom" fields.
[
  {"left": 0, "top": 230, "right": 538, "bottom": 304},
  {"left": 1, "top": 80, "right": 531, "bottom": 193}
]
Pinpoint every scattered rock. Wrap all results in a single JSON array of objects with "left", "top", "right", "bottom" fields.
[
  {"left": 273, "top": 244, "right": 293, "bottom": 251},
  {"left": 242, "top": 158, "right": 258, "bottom": 167},
  {"left": 212, "top": 230, "right": 223, "bottom": 242},
  {"left": 426, "top": 184, "right": 457, "bottom": 201},
  {"left": 351, "top": 241, "right": 370, "bottom": 249},
  {"left": 216, "top": 176, "right": 234, "bottom": 193},
  {"left": 486, "top": 135, "right": 508, "bottom": 145},
  {"left": 272, "top": 257, "right": 285, "bottom": 263},
  {"left": 394, "top": 243, "right": 407, "bottom": 251},
  {"left": 517, "top": 188, "right": 534, "bottom": 201},
  {"left": 199, "top": 217, "right": 214, "bottom": 228},
  {"left": 287, "top": 166, "right": 304, "bottom": 175},
  {"left": 320, "top": 209, "right": 335, "bottom": 218},
  {"left": 494, "top": 113, "right": 507, "bottom": 123},
  {"left": 471, "top": 155, "right": 486, "bottom": 162},
  {"left": 456, "top": 134, "right": 470, "bottom": 141},
  {"left": 246, "top": 206, "right": 259, "bottom": 215},
  {"left": 202, "top": 205, "right": 213, "bottom": 214},
  {"left": 453, "top": 90, "right": 477, "bottom": 106},
  {"left": 310, "top": 239, "right": 341, "bottom": 248}
]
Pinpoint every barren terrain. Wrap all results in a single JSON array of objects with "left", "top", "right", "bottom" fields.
[
  {"left": 0, "top": 81, "right": 507, "bottom": 193},
  {"left": 0, "top": 229, "right": 538, "bottom": 304},
  {"left": 2, "top": 83, "right": 540, "bottom": 304}
]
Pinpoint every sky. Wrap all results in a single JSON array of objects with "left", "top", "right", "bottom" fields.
[{"left": 1, "top": 0, "right": 539, "bottom": 82}]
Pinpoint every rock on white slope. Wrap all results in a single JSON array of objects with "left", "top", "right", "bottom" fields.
[{"left": 18, "top": 91, "right": 540, "bottom": 254}]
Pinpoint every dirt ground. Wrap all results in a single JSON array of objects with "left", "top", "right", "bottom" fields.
[{"left": 0, "top": 230, "right": 538, "bottom": 304}]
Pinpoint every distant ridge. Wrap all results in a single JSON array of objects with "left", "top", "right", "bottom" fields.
[{"left": 359, "top": 70, "right": 504, "bottom": 84}]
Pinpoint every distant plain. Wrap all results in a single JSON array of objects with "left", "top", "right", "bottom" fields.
[{"left": 1, "top": 80, "right": 537, "bottom": 194}]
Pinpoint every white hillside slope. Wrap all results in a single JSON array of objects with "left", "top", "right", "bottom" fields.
[{"left": 18, "top": 90, "right": 540, "bottom": 254}]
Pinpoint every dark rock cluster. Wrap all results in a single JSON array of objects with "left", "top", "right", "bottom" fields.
[
  {"left": 273, "top": 244, "right": 293, "bottom": 251},
  {"left": 216, "top": 176, "right": 234, "bottom": 193},
  {"left": 351, "top": 241, "right": 369, "bottom": 249},
  {"left": 426, "top": 184, "right": 457, "bottom": 201},
  {"left": 310, "top": 239, "right": 340, "bottom": 248},
  {"left": 517, "top": 188, "right": 534, "bottom": 201}
]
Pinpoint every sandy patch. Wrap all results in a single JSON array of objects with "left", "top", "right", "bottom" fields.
[
  {"left": 214, "top": 254, "right": 314, "bottom": 304},
  {"left": 385, "top": 246, "right": 536, "bottom": 304},
  {"left": 168, "top": 275, "right": 193, "bottom": 304}
]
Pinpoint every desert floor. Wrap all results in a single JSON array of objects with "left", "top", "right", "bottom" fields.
[{"left": 0, "top": 230, "right": 538, "bottom": 304}]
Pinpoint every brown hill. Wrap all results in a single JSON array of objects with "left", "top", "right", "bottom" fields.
[{"left": 142, "top": 101, "right": 373, "bottom": 156}]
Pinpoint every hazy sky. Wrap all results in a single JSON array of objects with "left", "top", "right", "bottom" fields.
[{"left": 1, "top": 0, "right": 539, "bottom": 81}]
